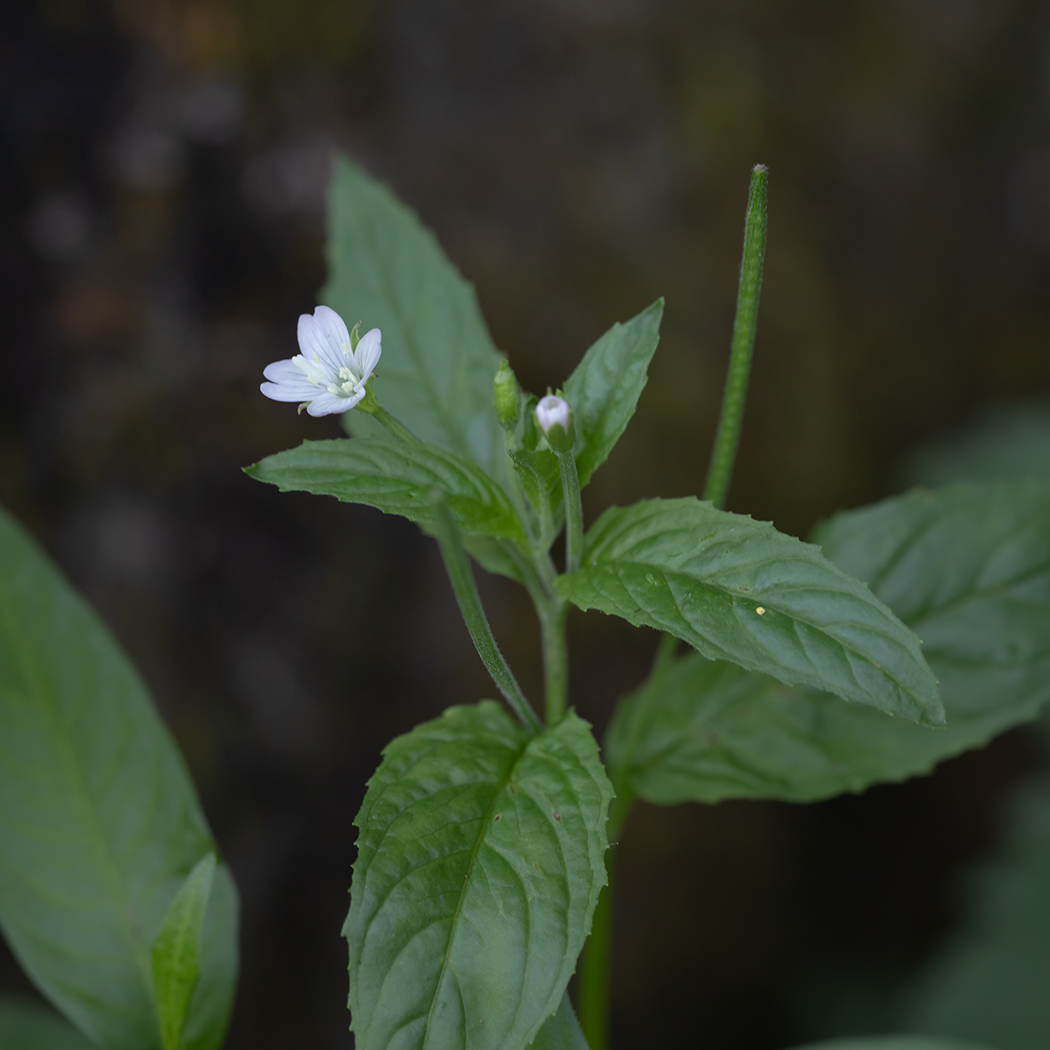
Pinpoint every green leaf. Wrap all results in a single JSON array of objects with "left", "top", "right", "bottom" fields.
[
  {"left": 559, "top": 497, "right": 942, "bottom": 725},
  {"left": 605, "top": 481, "right": 1050, "bottom": 804},
  {"left": 324, "top": 156, "right": 506, "bottom": 484},
  {"left": 562, "top": 300, "right": 663, "bottom": 488},
  {"left": 246, "top": 437, "right": 527, "bottom": 546},
  {"left": 899, "top": 776, "right": 1050, "bottom": 1048},
  {"left": 530, "top": 993, "right": 590, "bottom": 1050},
  {"left": 152, "top": 854, "right": 217, "bottom": 1050},
  {"left": 510, "top": 447, "right": 563, "bottom": 525},
  {"left": 783, "top": 1038, "right": 993, "bottom": 1050},
  {"left": 0, "top": 996, "right": 96, "bottom": 1050},
  {"left": 0, "top": 506, "right": 239, "bottom": 1050},
  {"left": 345, "top": 702, "right": 612, "bottom": 1050}
]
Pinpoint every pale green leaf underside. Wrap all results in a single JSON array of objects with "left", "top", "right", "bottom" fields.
[
  {"left": 562, "top": 300, "right": 663, "bottom": 488},
  {"left": 784, "top": 1038, "right": 993, "bottom": 1050},
  {"left": 529, "top": 993, "right": 590, "bottom": 1050},
  {"left": 560, "top": 497, "right": 941, "bottom": 726},
  {"left": 900, "top": 776, "right": 1050, "bottom": 1048},
  {"left": 0, "top": 996, "right": 96, "bottom": 1050},
  {"left": 0, "top": 506, "right": 238, "bottom": 1050},
  {"left": 153, "top": 853, "right": 217, "bottom": 1050},
  {"left": 345, "top": 702, "right": 612, "bottom": 1050},
  {"left": 246, "top": 437, "right": 527, "bottom": 547},
  {"left": 606, "top": 481, "right": 1050, "bottom": 804},
  {"left": 324, "top": 156, "right": 507, "bottom": 487}
]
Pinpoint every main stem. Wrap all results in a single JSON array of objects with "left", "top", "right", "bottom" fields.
[
  {"left": 430, "top": 495, "right": 542, "bottom": 734},
  {"left": 702, "top": 164, "right": 769, "bottom": 510},
  {"left": 557, "top": 450, "right": 584, "bottom": 575}
]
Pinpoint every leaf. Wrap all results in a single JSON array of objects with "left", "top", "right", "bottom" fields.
[
  {"left": 529, "top": 993, "right": 590, "bottom": 1050},
  {"left": 246, "top": 437, "right": 527, "bottom": 546},
  {"left": 345, "top": 702, "right": 613, "bottom": 1050},
  {"left": 783, "top": 1038, "right": 993, "bottom": 1050},
  {"left": 558, "top": 498, "right": 942, "bottom": 725},
  {"left": 0, "top": 996, "right": 96, "bottom": 1050},
  {"left": 899, "top": 401, "right": 1050, "bottom": 488},
  {"left": 152, "top": 854, "right": 217, "bottom": 1050},
  {"left": 605, "top": 481, "right": 1050, "bottom": 804},
  {"left": 324, "top": 156, "right": 506, "bottom": 485},
  {"left": 0, "top": 506, "right": 239, "bottom": 1050},
  {"left": 562, "top": 300, "right": 663, "bottom": 488},
  {"left": 899, "top": 776, "right": 1050, "bottom": 1049}
]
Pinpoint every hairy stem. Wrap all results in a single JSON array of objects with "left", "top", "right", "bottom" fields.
[
  {"left": 357, "top": 387, "right": 421, "bottom": 444},
  {"left": 430, "top": 495, "right": 542, "bottom": 733},
  {"left": 539, "top": 600, "right": 569, "bottom": 726},
  {"left": 703, "top": 164, "right": 769, "bottom": 510}
]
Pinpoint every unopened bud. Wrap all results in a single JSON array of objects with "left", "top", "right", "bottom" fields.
[
  {"left": 494, "top": 360, "right": 520, "bottom": 430},
  {"left": 536, "top": 395, "right": 575, "bottom": 453}
]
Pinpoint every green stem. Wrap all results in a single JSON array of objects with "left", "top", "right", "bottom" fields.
[
  {"left": 579, "top": 789, "right": 634, "bottom": 1050},
  {"left": 430, "top": 495, "right": 542, "bottom": 734},
  {"left": 357, "top": 387, "right": 421, "bottom": 444},
  {"left": 702, "top": 164, "right": 769, "bottom": 511},
  {"left": 557, "top": 451, "right": 584, "bottom": 575}
]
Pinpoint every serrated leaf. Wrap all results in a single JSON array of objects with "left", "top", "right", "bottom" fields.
[
  {"left": 562, "top": 300, "right": 663, "bottom": 488},
  {"left": 345, "top": 702, "right": 612, "bottom": 1050},
  {"left": 606, "top": 481, "right": 1050, "bottom": 804},
  {"left": 559, "top": 497, "right": 941, "bottom": 725},
  {"left": 899, "top": 776, "right": 1050, "bottom": 1048},
  {"left": 324, "top": 156, "right": 506, "bottom": 485},
  {"left": 152, "top": 854, "right": 217, "bottom": 1050},
  {"left": 784, "top": 1038, "right": 992, "bottom": 1050},
  {"left": 0, "top": 996, "right": 96, "bottom": 1050},
  {"left": 246, "top": 437, "right": 527, "bottom": 546},
  {"left": 530, "top": 993, "right": 590, "bottom": 1050},
  {"left": 0, "top": 506, "right": 238, "bottom": 1050}
]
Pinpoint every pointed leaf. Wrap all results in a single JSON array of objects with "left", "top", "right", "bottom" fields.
[
  {"left": 606, "top": 481, "right": 1050, "bottom": 804},
  {"left": 345, "top": 702, "right": 612, "bottom": 1050},
  {"left": 0, "top": 506, "right": 238, "bottom": 1050},
  {"left": 246, "top": 437, "right": 527, "bottom": 546},
  {"left": 0, "top": 996, "right": 96, "bottom": 1050},
  {"left": 562, "top": 300, "right": 663, "bottom": 487},
  {"left": 152, "top": 854, "right": 217, "bottom": 1050},
  {"left": 324, "top": 156, "right": 506, "bottom": 484},
  {"left": 558, "top": 498, "right": 942, "bottom": 725}
]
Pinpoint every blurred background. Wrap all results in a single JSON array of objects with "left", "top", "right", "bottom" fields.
[{"left": 2, "top": 1, "right": 1050, "bottom": 1047}]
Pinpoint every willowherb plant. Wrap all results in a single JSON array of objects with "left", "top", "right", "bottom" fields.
[{"left": 0, "top": 158, "right": 1048, "bottom": 1050}]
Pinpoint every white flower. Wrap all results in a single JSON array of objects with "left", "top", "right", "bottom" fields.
[
  {"left": 535, "top": 395, "right": 571, "bottom": 435},
  {"left": 260, "top": 305, "right": 381, "bottom": 416}
]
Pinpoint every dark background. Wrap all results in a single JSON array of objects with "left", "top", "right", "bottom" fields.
[{"left": 2, "top": 1, "right": 1049, "bottom": 1047}]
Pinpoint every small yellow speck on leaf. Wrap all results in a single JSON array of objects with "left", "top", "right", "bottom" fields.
[{"left": 756, "top": 606, "right": 766, "bottom": 615}]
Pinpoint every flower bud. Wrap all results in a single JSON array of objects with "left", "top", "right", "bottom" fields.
[
  {"left": 535, "top": 394, "right": 575, "bottom": 453},
  {"left": 493, "top": 360, "right": 520, "bottom": 430}
]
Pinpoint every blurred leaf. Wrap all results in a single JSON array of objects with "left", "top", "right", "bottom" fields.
[
  {"left": 530, "top": 993, "right": 590, "bottom": 1050},
  {"left": 345, "top": 702, "right": 612, "bottom": 1050},
  {"left": 0, "top": 996, "right": 95, "bottom": 1050},
  {"left": 510, "top": 447, "right": 562, "bottom": 526},
  {"left": 152, "top": 854, "right": 217, "bottom": 1050},
  {"left": 899, "top": 402, "right": 1050, "bottom": 488},
  {"left": 606, "top": 481, "right": 1050, "bottom": 804},
  {"left": 784, "top": 1038, "right": 993, "bottom": 1050},
  {"left": 324, "top": 155, "right": 506, "bottom": 486},
  {"left": 899, "top": 777, "right": 1050, "bottom": 1050},
  {"left": 562, "top": 299, "right": 663, "bottom": 488},
  {"left": 0, "top": 506, "right": 239, "bottom": 1050},
  {"left": 558, "top": 498, "right": 942, "bottom": 725},
  {"left": 247, "top": 437, "right": 527, "bottom": 546}
]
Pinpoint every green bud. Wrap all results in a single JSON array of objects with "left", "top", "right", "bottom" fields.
[{"left": 493, "top": 360, "right": 521, "bottom": 430}]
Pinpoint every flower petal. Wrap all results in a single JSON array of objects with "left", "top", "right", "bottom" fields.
[
  {"left": 352, "top": 327, "right": 382, "bottom": 380},
  {"left": 264, "top": 358, "right": 313, "bottom": 384},
  {"left": 297, "top": 311, "right": 343, "bottom": 376},
  {"left": 261, "top": 381, "right": 317, "bottom": 403},
  {"left": 306, "top": 392, "right": 355, "bottom": 416}
]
